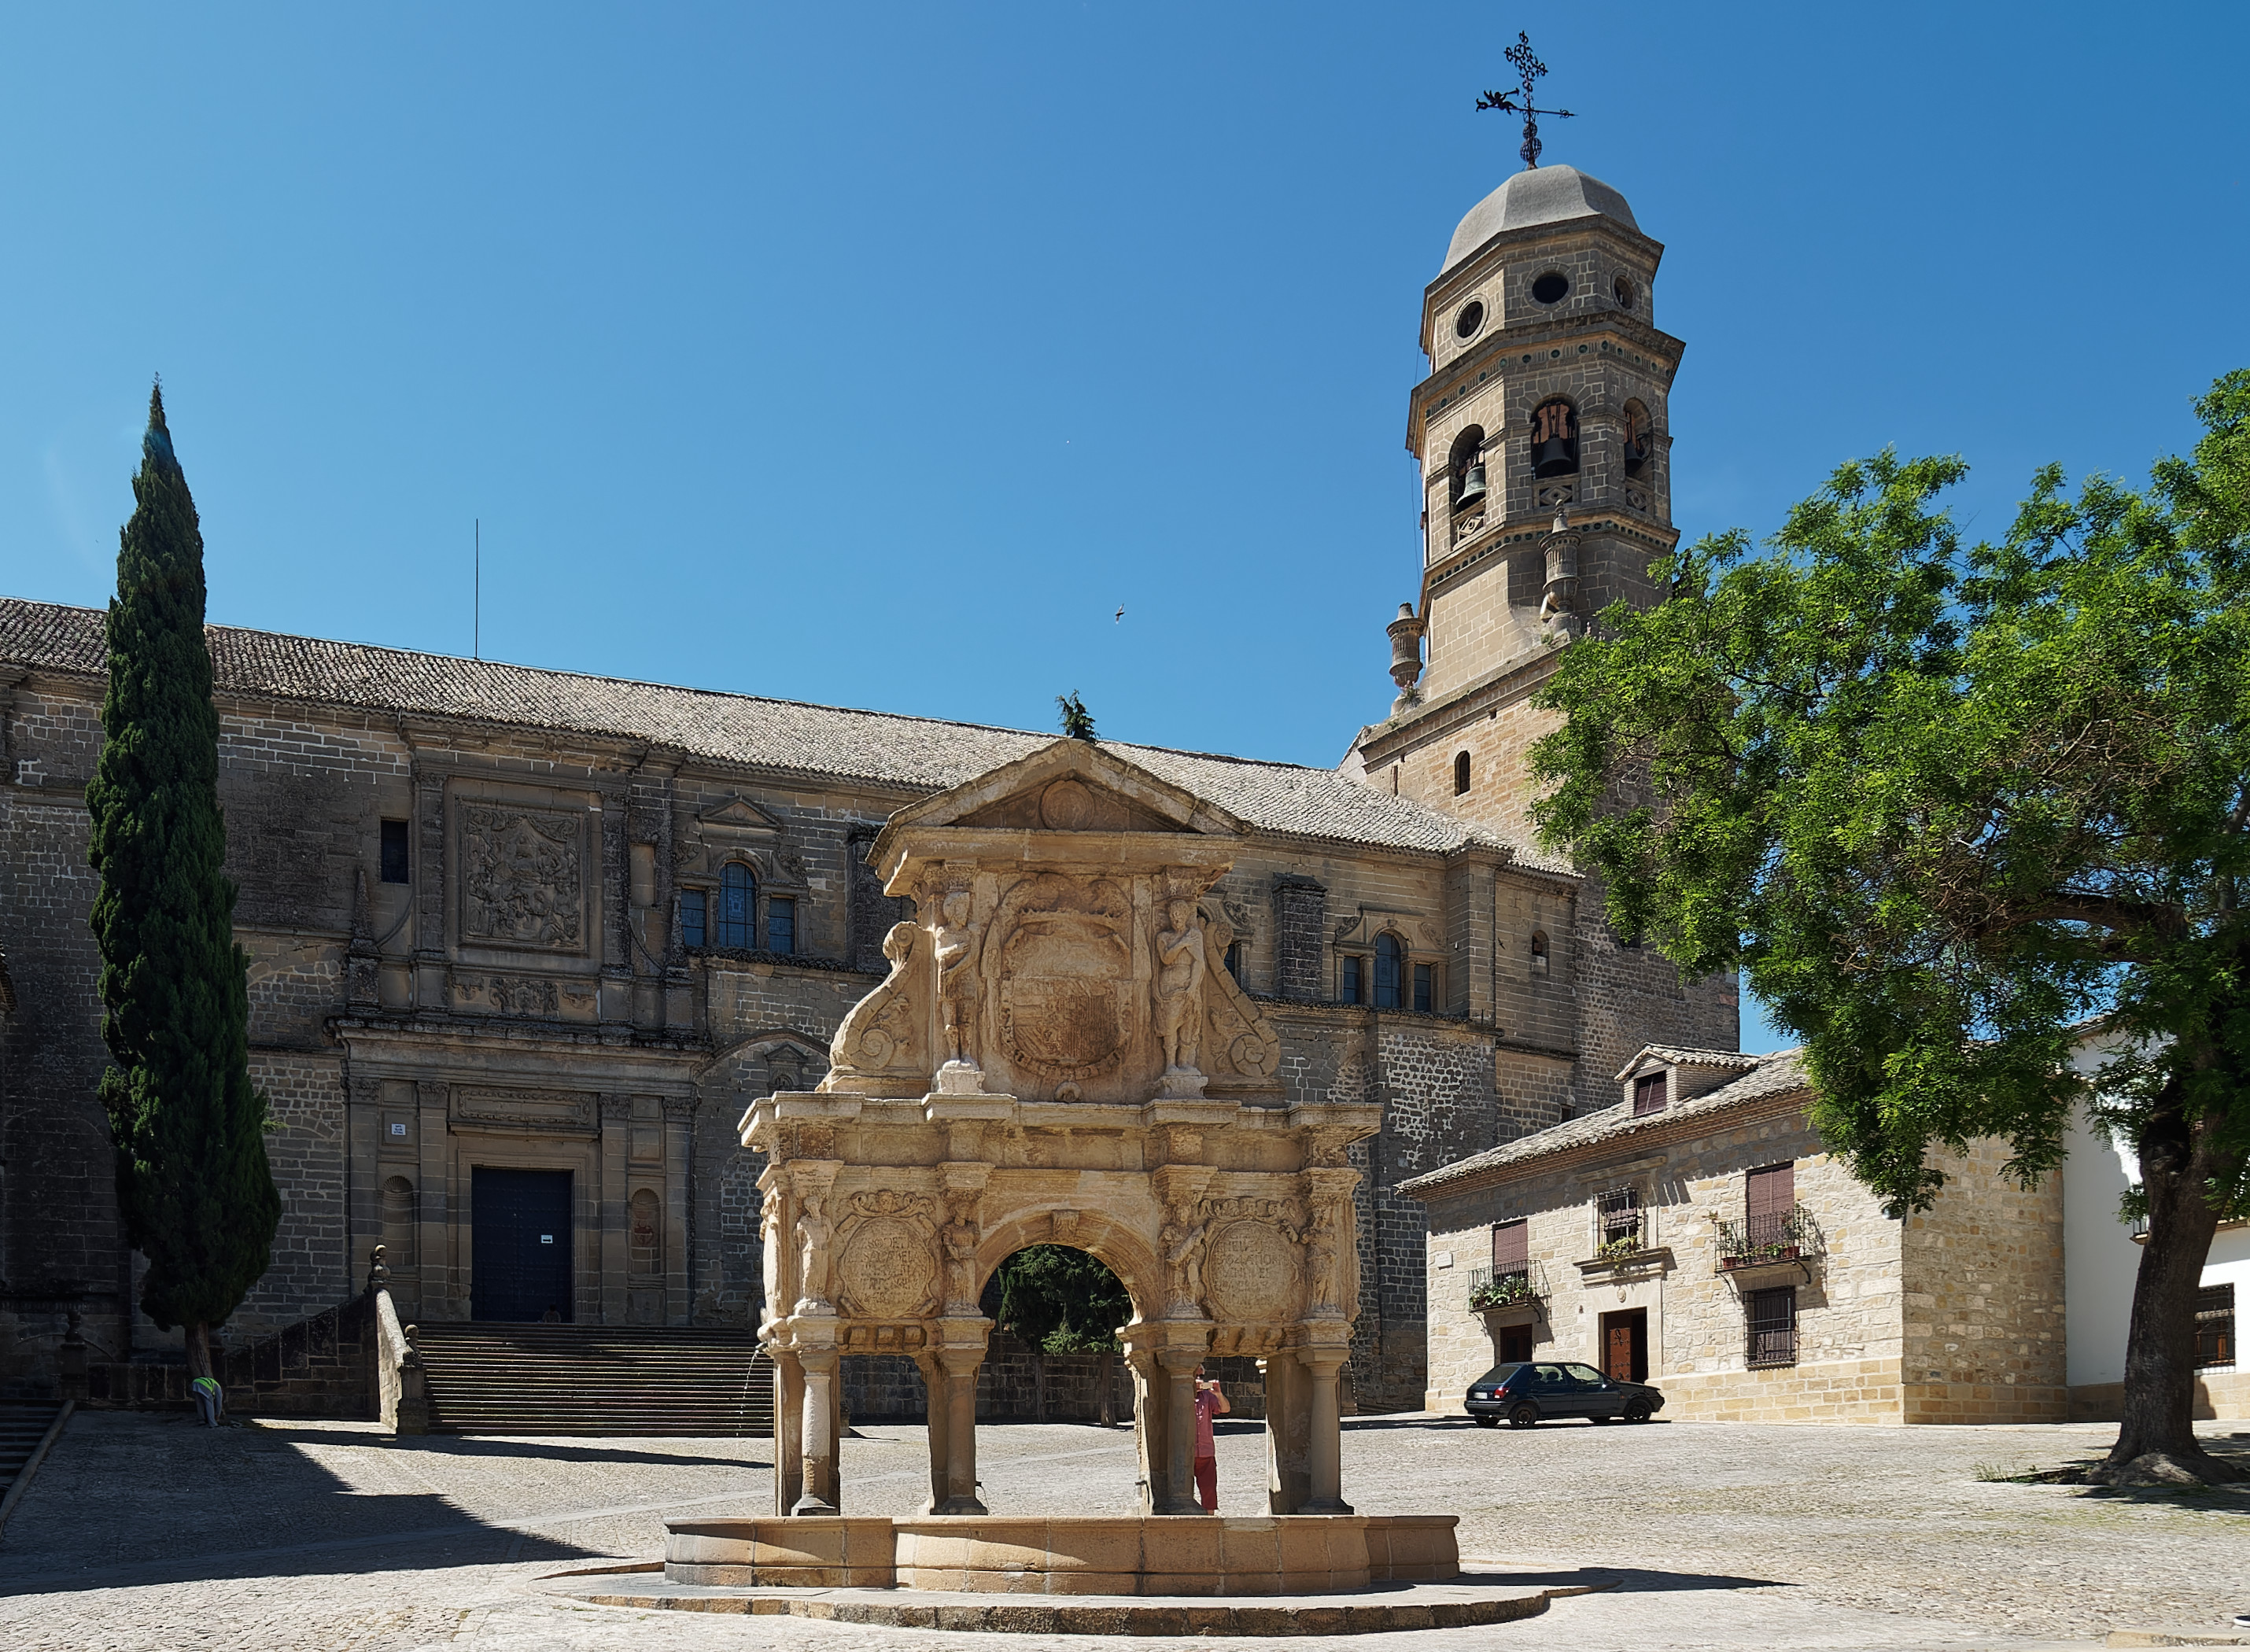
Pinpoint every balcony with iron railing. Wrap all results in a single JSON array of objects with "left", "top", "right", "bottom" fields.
[
  {"left": 1466, "top": 1260, "right": 1549, "bottom": 1315},
  {"left": 1716, "top": 1204, "right": 1821, "bottom": 1274}
]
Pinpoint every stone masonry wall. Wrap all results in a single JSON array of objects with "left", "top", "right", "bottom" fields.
[{"left": 1899, "top": 1137, "right": 2067, "bottom": 1424}]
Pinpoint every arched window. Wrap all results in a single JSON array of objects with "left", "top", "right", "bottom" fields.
[
  {"left": 1448, "top": 425, "right": 1488, "bottom": 511},
  {"left": 1622, "top": 400, "right": 1653, "bottom": 477},
  {"left": 1453, "top": 750, "right": 1472, "bottom": 795},
  {"left": 717, "top": 862, "right": 757, "bottom": 950},
  {"left": 1374, "top": 932, "right": 1406, "bottom": 1010},
  {"left": 1530, "top": 399, "right": 1578, "bottom": 479},
  {"left": 1529, "top": 930, "right": 1550, "bottom": 975}
]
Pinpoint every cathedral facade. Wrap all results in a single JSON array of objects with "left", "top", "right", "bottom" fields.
[{"left": 0, "top": 160, "right": 1735, "bottom": 1410}]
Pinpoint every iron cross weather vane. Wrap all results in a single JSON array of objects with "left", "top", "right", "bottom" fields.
[{"left": 1476, "top": 31, "right": 1573, "bottom": 170}]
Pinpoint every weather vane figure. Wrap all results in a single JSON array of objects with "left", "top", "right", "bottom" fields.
[{"left": 1476, "top": 31, "right": 1573, "bottom": 170}]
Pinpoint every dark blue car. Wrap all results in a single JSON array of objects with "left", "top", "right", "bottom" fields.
[{"left": 1465, "top": 1360, "right": 1665, "bottom": 1428}]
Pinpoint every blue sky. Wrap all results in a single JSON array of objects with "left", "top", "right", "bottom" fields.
[{"left": 3, "top": 6, "right": 2244, "bottom": 1053}]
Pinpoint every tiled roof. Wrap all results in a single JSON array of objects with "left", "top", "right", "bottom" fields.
[
  {"left": 1398, "top": 1048, "right": 1812, "bottom": 1198},
  {"left": 0, "top": 596, "right": 1532, "bottom": 861}
]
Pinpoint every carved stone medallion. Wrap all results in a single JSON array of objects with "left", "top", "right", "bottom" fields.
[
  {"left": 1202, "top": 1219, "right": 1304, "bottom": 1324},
  {"left": 460, "top": 805, "right": 585, "bottom": 951},
  {"left": 835, "top": 1218, "right": 938, "bottom": 1320},
  {"left": 994, "top": 875, "right": 1133, "bottom": 1079}
]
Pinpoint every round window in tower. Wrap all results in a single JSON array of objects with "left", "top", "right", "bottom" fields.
[
  {"left": 1530, "top": 271, "right": 1569, "bottom": 304},
  {"left": 1452, "top": 300, "right": 1485, "bottom": 341},
  {"left": 1614, "top": 275, "right": 1636, "bottom": 311}
]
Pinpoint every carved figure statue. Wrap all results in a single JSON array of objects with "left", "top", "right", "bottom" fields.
[
  {"left": 797, "top": 1195, "right": 833, "bottom": 1311},
  {"left": 1153, "top": 898, "right": 1208, "bottom": 1074},
  {"left": 940, "top": 1206, "right": 979, "bottom": 1313},
  {"left": 1161, "top": 1215, "right": 1208, "bottom": 1313},
  {"left": 759, "top": 1186, "right": 784, "bottom": 1329},
  {"left": 933, "top": 891, "right": 982, "bottom": 1066},
  {"left": 1305, "top": 1200, "right": 1342, "bottom": 1315}
]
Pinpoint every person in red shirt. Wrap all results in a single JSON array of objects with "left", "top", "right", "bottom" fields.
[{"left": 1192, "top": 1365, "right": 1230, "bottom": 1513}]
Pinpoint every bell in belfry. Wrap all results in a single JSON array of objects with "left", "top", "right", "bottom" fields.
[
  {"left": 1530, "top": 398, "right": 1577, "bottom": 479},
  {"left": 1455, "top": 459, "right": 1488, "bottom": 510}
]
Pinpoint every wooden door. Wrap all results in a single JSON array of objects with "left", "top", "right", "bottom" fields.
[{"left": 1599, "top": 1307, "right": 1648, "bottom": 1383}]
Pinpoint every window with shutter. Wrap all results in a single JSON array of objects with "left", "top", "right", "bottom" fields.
[
  {"left": 1747, "top": 1163, "right": 1795, "bottom": 1250},
  {"left": 1632, "top": 1071, "right": 1668, "bottom": 1115},
  {"left": 1491, "top": 1219, "right": 1529, "bottom": 1276}
]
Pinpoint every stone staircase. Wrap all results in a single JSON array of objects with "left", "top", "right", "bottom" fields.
[
  {"left": 412, "top": 1324, "right": 773, "bottom": 1436},
  {"left": 0, "top": 1403, "right": 66, "bottom": 1516}
]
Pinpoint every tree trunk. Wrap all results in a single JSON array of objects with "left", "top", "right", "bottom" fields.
[
  {"left": 2105, "top": 1073, "right": 2244, "bottom": 1484},
  {"left": 1034, "top": 1351, "right": 1046, "bottom": 1425},
  {"left": 1097, "top": 1349, "right": 1117, "bottom": 1428},
  {"left": 186, "top": 1320, "right": 215, "bottom": 1383}
]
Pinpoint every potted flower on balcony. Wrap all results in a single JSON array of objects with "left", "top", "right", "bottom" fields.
[
  {"left": 1595, "top": 1230, "right": 1646, "bottom": 1262},
  {"left": 1469, "top": 1272, "right": 1534, "bottom": 1312}
]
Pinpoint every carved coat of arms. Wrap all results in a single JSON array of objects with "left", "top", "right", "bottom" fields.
[{"left": 993, "top": 875, "right": 1133, "bottom": 1079}]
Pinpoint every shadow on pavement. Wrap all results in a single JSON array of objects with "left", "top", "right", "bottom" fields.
[
  {"left": 1470, "top": 1566, "right": 1790, "bottom": 1593},
  {"left": 250, "top": 1423, "right": 768, "bottom": 1473}
]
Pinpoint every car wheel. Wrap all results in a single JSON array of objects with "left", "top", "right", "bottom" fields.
[
  {"left": 1474, "top": 1414, "right": 1500, "bottom": 1429},
  {"left": 1507, "top": 1402, "right": 1540, "bottom": 1429},
  {"left": 1624, "top": 1401, "right": 1654, "bottom": 1424}
]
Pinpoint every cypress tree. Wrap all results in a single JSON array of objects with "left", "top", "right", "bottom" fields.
[{"left": 87, "top": 382, "right": 279, "bottom": 1380}]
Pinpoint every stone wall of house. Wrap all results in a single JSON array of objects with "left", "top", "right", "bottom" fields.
[
  {"left": 1418, "top": 1093, "right": 2082, "bottom": 1424},
  {"left": 1418, "top": 1094, "right": 1909, "bottom": 1419},
  {"left": 1898, "top": 1137, "right": 2067, "bottom": 1424}
]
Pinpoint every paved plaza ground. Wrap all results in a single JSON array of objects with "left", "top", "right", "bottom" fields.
[{"left": 1, "top": 1410, "right": 2244, "bottom": 1651}]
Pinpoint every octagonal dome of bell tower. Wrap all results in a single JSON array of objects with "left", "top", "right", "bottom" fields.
[{"left": 1440, "top": 163, "right": 1639, "bottom": 275}]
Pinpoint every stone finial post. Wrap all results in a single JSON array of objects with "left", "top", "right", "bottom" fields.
[
  {"left": 1386, "top": 603, "right": 1425, "bottom": 709},
  {"left": 57, "top": 1308, "right": 90, "bottom": 1403},
  {"left": 367, "top": 1243, "right": 391, "bottom": 1294}
]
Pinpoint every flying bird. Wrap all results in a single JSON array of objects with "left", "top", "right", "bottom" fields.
[{"left": 1114, "top": 607, "right": 1125, "bottom": 623}]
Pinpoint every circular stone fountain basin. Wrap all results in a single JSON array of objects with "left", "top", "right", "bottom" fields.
[{"left": 665, "top": 1514, "right": 1458, "bottom": 1597}]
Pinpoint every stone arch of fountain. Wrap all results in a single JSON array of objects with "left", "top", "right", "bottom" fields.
[{"left": 742, "top": 739, "right": 1380, "bottom": 1519}]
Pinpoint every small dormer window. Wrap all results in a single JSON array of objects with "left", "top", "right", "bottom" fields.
[{"left": 1632, "top": 1071, "right": 1668, "bottom": 1115}]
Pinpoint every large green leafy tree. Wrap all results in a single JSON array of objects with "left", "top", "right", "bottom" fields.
[
  {"left": 1533, "top": 372, "right": 2250, "bottom": 1485},
  {"left": 88, "top": 384, "right": 280, "bottom": 1381}
]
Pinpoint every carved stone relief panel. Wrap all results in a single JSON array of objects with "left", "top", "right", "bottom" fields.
[
  {"left": 449, "top": 1087, "right": 598, "bottom": 1135},
  {"left": 449, "top": 972, "right": 600, "bottom": 1020},
  {"left": 459, "top": 803, "right": 587, "bottom": 953},
  {"left": 833, "top": 1189, "right": 940, "bottom": 1322}
]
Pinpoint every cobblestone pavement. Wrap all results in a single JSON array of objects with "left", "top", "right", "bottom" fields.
[{"left": 2, "top": 1410, "right": 2245, "bottom": 1651}]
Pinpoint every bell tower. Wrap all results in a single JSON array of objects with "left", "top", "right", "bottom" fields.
[{"left": 1343, "top": 158, "right": 1684, "bottom": 846}]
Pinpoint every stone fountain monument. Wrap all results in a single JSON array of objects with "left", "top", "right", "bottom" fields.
[{"left": 664, "top": 740, "right": 1460, "bottom": 1597}]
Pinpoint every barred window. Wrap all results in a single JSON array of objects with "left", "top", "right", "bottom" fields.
[
  {"left": 1341, "top": 954, "right": 1364, "bottom": 1005},
  {"left": 766, "top": 895, "right": 797, "bottom": 955},
  {"left": 1413, "top": 962, "right": 1434, "bottom": 1012},
  {"left": 2198, "top": 1282, "right": 2236, "bottom": 1370},
  {"left": 1596, "top": 1186, "right": 1643, "bottom": 1250},
  {"left": 1747, "top": 1285, "right": 1798, "bottom": 1367},
  {"left": 1224, "top": 941, "right": 1244, "bottom": 983},
  {"left": 678, "top": 890, "right": 706, "bottom": 950}
]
